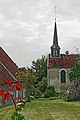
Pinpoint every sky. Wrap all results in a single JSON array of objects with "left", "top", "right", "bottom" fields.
[{"left": 0, "top": 0, "right": 80, "bottom": 67}]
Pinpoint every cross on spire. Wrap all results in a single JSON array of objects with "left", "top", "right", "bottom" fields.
[
  {"left": 55, "top": 6, "right": 57, "bottom": 21},
  {"left": 50, "top": 6, "right": 60, "bottom": 57}
]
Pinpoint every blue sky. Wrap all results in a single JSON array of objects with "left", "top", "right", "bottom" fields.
[{"left": 0, "top": 0, "right": 80, "bottom": 67}]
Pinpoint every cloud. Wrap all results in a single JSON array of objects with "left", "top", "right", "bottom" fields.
[
  {"left": 0, "top": 0, "right": 80, "bottom": 67},
  {"left": 0, "top": 32, "right": 5, "bottom": 38}
]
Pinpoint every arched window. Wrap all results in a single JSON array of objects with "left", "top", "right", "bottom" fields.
[{"left": 60, "top": 70, "right": 66, "bottom": 83}]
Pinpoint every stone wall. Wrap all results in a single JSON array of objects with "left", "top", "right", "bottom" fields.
[{"left": 47, "top": 68, "right": 71, "bottom": 92}]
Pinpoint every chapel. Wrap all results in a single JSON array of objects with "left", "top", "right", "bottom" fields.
[{"left": 47, "top": 18, "right": 79, "bottom": 92}]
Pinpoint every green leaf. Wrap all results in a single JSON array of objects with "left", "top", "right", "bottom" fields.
[
  {"left": 11, "top": 112, "right": 15, "bottom": 120},
  {"left": 16, "top": 103, "right": 25, "bottom": 112},
  {"left": 17, "top": 113, "right": 25, "bottom": 120}
]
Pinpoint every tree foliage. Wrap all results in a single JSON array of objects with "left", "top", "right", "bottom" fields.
[
  {"left": 38, "top": 77, "right": 47, "bottom": 92},
  {"left": 69, "top": 60, "right": 80, "bottom": 82},
  {"left": 64, "top": 80, "right": 80, "bottom": 101},
  {"left": 29, "top": 55, "right": 47, "bottom": 83},
  {"left": 15, "top": 70, "right": 36, "bottom": 101},
  {"left": 16, "top": 55, "right": 47, "bottom": 99}
]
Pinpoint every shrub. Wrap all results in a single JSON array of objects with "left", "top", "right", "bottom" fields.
[
  {"left": 64, "top": 96, "right": 80, "bottom": 102},
  {"left": 34, "top": 89, "right": 42, "bottom": 98},
  {"left": 64, "top": 80, "right": 80, "bottom": 101},
  {"left": 39, "top": 84, "right": 46, "bottom": 92},
  {"left": 47, "top": 85, "right": 55, "bottom": 92},
  {"left": 43, "top": 89, "right": 55, "bottom": 98}
]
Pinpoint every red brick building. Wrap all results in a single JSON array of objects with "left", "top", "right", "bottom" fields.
[
  {"left": 47, "top": 18, "right": 79, "bottom": 92},
  {"left": 0, "top": 47, "right": 27, "bottom": 105},
  {"left": 0, "top": 47, "right": 18, "bottom": 83}
]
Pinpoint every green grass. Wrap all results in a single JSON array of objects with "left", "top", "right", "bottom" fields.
[{"left": 0, "top": 99, "right": 80, "bottom": 120}]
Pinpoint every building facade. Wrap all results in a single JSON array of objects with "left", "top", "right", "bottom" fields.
[
  {"left": 0, "top": 47, "right": 26, "bottom": 105},
  {"left": 47, "top": 18, "right": 79, "bottom": 92}
]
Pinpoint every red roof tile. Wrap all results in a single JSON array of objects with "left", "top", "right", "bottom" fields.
[
  {"left": 48, "top": 54, "right": 79, "bottom": 68},
  {"left": 0, "top": 47, "right": 18, "bottom": 82}
]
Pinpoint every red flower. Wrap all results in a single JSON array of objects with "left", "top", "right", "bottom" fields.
[
  {"left": 16, "top": 83, "right": 22, "bottom": 91},
  {"left": 3, "top": 80, "right": 13, "bottom": 86},
  {"left": 0, "top": 90, "right": 13, "bottom": 102},
  {"left": 10, "top": 84, "right": 15, "bottom": 90},
  {"left": 0, "top": 80, "right": 23, "bottom": 109},
  {"left": 0, "top": 90, "right": 4, "bottom": 95},
  {"left": 10, "top": 83, "right": 22, "bottom": 91}
]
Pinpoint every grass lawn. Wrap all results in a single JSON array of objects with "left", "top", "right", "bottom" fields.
[{"left": 0, "top": 99, "right": 80, "bottom": 120}]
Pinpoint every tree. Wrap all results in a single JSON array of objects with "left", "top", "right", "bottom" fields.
[
  {"left": 15, "top": 70, "right": 36, "bottom": 101},
  {"left": 39, "top": 77, "right": 47, "bottom": 92},
  {"left": 69, "top": 60, "right": 80, "bottom": 82},
  {"left": 65, "top": 59, "right": 80, "bottom": 101},
  {"left": 30, "top": 55, "right": 47, "bottom": 83}
]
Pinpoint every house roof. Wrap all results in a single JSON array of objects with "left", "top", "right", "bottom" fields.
[
  {"left": 0, "top": 47, "right": 18, "bottom": 82},
  {"left": 48, "top": 54, "right": 79, "bottom": 68}
]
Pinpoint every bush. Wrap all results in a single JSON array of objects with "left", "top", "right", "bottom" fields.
[
  {"left": 30, "top": 96, "right": 35, "bottom": 100},
  {"left": 64, "top": 80, "right": 80, "bottom": 101},
  {"left": 64, "top": 96, "right": 80, "bottom": 102},
  {"left": 26, "top": 96, "right": 31, "bottom": 102},
  {"left": 47, "top": 85, "right": 55, "bottom": 92},
  {"left": 39, "top": 84, "right": 46, "bottom": 92},
  {"left": 43, "top": 89, "right": 55, "bottom": 98},
  {"left": 34, "top": 89, "right": 42, "bottom": 98}
]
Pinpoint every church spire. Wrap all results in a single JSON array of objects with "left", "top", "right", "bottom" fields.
[
  {"left": 53, "top": 18, "right": 58, "bottom": 45},
  {"left": 53, "top": 6, "right": 58, "bottom": 45},
  {"left": 51, "top": 7, "right": 60, "bottom": 57}
]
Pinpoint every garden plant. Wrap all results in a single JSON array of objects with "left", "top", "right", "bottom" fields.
[{"left": 0, "top": 80, "right": 25, "bottom": 120}]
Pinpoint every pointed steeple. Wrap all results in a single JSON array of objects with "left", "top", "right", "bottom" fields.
[
  {"left": 51, "top": 17, "right": 60, "bottom": 57},
  {"left": 53, "top": 18, "right": 58, "bottom": 45}
]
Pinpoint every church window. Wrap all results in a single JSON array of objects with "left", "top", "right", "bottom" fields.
[
  {"left": 55, "top": 50, "right": 57, "bottom": 56},
  {"left": 60, "top": 70, "right": 66, "bottom": 83},
  {"left": 53, "top": 50, "right": 57, "bottom": 56}
]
